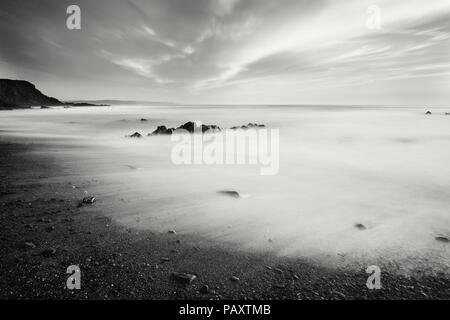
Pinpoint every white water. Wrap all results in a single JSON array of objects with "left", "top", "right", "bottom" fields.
[{"left": 1, "top": 105, "right": 449, "bottom": 273}]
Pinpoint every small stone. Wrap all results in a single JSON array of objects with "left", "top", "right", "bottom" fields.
[
  {"left": 82, "top": 196, "right": 96, "bottom": 204},
  {"left": 200, "top": 285, "right": 209, "bottom": 294},
  {"left": 425, "top": 111, "right": 432, "bottom": 115},
  {"left": 22, "top": 242, "right": 36, "bottom": 249},
  {"left": 217, "top": 190, "right": 240, "bottom": 198},
  {"left": 168, "top": 229, "right": 177, "bottom": 234},
  {"left": 355, "top": 223, "right": 367, "bottom": 230},
  {"left": 230, "top": 276, "right": 240, "bottom": 282},
  {"left": 172, "top": 272, "right": 197, "bottom": 284}
]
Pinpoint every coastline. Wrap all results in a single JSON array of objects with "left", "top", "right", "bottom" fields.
[{"left": 0, "top": 138, "right": 449, "bottom": 300}]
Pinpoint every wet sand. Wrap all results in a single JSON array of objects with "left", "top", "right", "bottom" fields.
[{"left": 0, "top": 139, "right": 449, "bottom": 300}]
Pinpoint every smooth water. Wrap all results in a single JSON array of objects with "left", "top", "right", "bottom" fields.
[{"left": 1, "top": 105, "right": 449, "bottom": 273}]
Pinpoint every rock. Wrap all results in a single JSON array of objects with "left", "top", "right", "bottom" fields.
[
  {"left": 40, "top": 105, "right": 50, "bottom": 109},
  {"left": 41, "top": 248, "right": 57, "bottom": 257},
  {"left": 217, "top": 190, "right": 240, "bottom": 198},
  {"left": 425, "top": 111, "right": 432, "bottom": 115},
  {"left": 176, "top": 121, "right": 221, "bottom": 133},
  {"left": 200, "top": 285, "right": 209, "bottom": 294},
  {"left": 435, "top": 236, "right": 449, "bottom": 243},
  {"left": 150, "top": 126, "right": 175, "bottom": 135},
  {"left": 168, "top": 229, "right": 177, "bottom": 234},
  {"left": 230, "top": 276, "right": 240, "bottom": 282},
  {"left": 230, "top": 123, "right": 265, "bottom": 130},
  {"left": 140, "top": 118, "right": 148, "bottom": 121},
  {"left": 22, "top": 242, "right": 36, "bottom": 249},
  {"left": 172, "top": 272, "right": 197, "bottom": 284},
  {"left": 445, "top": 113, "right": 450, "bottom": 116},
  {"left": 128, "top": 132, "right": 143, "bottom": 138},
  {"left": 355, "top": 223, "right": 367, "bottom": 230},
  {"left": 82, "top": 196, "right": 96, "bottom": 204}
]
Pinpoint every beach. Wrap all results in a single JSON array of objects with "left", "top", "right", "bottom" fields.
[{"left": 0, "top": 105, "right": 449, "bottom": 299}]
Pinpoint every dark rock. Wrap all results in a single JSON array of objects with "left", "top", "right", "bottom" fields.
[
  {"left": 176, "top": 121, "right": 221, "bottom": 133},
  {"left": 140, "top": 118, "right": 148, "bottom": 121},
  {"left": 217, "top": 190, "right": 240, "bottom": 198},
  {"left": 355, "top": 223, "right": 367, "bottom": 230},
  {"left": 150, "top": 126, "right": 175, "bottom": 135},
  {"left": 230, "top": 123, "right": 265, "bottom": 130},
  {"left": 129, "top": 132, "right": 143, "bottom": 138},
  {"left": 200, "top": 285, "right": 209, "bottom": 294},
  {"left": 0, "top": 79, "right": 63, "bottom": 109},
  {"left": 435, "top": 236, "right": 449, "bottom": 243},
  {"left": 425, "top": 111, "right": 432, "bottom": 115},
  {"left": 82, "top": 196, "right": 96, "bottom": 204},
  {"left": 172, "top": 272, "right": 197, "bottom": 283},
  {"left": 168, "top": 229, "right": 177, "bottom": 234},
  {"left": 40, "top": 105, "right": 50, "bottom": 109}
]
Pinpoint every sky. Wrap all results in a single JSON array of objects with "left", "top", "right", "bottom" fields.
[{"left": 0, "top": 0, "right": 449, "bottom": 105}]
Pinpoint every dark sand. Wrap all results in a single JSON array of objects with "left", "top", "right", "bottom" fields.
[{"left": 0, "top": 140, "right": 449, "bottom": 300}]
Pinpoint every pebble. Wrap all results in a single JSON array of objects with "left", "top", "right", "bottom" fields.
[
  {"left": 200, "top": 285, "right": 209, "bottom": 294},
  {"left": 22, "top": 242, "right": 36, "bottom": 249},
  {"left": 172, "top": 272, "right": 197, "bottom": 284}
]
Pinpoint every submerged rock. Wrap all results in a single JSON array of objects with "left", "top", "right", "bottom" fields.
[
  {"left": 129, "top": 132, "right": 143, "bottom": 138},
  {"left": 231, "top": 123, "right": 265, "bottom": 130},
  {"left": 217, "top": 190, "right": 240, "bottom": 198},
  {"left": 355, "top": 223, "right": 367, "bottom": 230},
  {"left": 177, "top": 121, "right": 221, "bottom": 133},
  {"left": 150, "top": 125, "right": 175, "bottom": 135},
  {"left": 172, "top": 272, "right": 197, "bottom": 284},
  {"left": 435, "top": 236, "right": 449, "bottom": 243}
]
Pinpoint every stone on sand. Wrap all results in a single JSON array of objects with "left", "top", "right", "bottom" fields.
[{"left": 172, "top": 272, "right": 197, "bottom": 284}]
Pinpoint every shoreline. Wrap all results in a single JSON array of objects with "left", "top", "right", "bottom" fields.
[{"left": 0, "top": 139, "right": 449, "bottom": 300}]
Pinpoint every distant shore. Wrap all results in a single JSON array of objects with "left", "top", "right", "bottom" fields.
[{"left": 0, "top": 136, "right": 449, "bottom": 300}]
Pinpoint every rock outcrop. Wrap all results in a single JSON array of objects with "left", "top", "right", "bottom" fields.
[
  {"left": 0, "top": 79, "right": 63, "bottom": 109},
  {"left": 150, "top": 122, "right": 265, "bottom": 135}
]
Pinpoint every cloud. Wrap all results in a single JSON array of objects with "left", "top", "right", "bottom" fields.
[{"left": 0, "top": 0, "right": 448, "bottom": 104}]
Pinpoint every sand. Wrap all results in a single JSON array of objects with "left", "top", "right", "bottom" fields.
[{"left": 0, "top": 139, "right": 449, "bottom": 300}]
